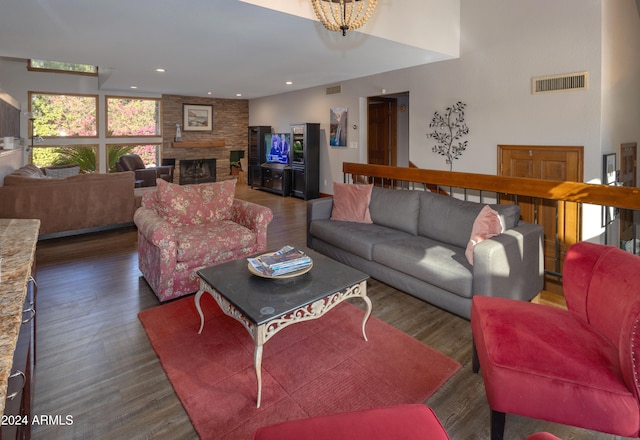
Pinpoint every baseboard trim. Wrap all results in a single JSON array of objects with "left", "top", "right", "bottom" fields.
[{"left": 38, "top": 222, "right": 134, "bottom": 240}]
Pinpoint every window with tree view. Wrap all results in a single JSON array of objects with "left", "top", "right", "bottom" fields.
[
  {"left": 29, "top": 92, "right": 163, "bottom": 173},
  {"left": 30, "top": 92, "right": 98, "bottom": 137},
  {"left": 28, "top": 59, "right": 98, "bottom": 75},
  {"left": 106, "top": 96, "right": 161, "bottom": 137},
  {"left": 107, "top": 144, "right": 161, "bottom": 172},
  {"left": 32, "top": 145, "right": 99, "bottom": 173},
  {"left": 29, "top": 92, "right": 99, "bottom": 171}
]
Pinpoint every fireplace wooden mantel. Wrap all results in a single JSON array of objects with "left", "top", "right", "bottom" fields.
[{"left": 172, "top": 140, "right": 225, "bottom": 148}]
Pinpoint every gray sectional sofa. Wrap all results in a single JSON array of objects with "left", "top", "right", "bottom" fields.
[{"left": 307, "top": 186, "right": 544, "bottom": 319}]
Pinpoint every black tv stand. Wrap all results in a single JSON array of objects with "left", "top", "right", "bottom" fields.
[{"left": 260, "top": 163, "right": 291, "bottom": 197}]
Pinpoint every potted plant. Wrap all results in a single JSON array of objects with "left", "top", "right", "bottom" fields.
[{"left": 230, "top": 160, "right": 242, "bottom": 176}]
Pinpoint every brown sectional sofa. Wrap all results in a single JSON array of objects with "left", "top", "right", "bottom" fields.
[{"left": 0, "top": 164, "right": 136, "bottom": 238}]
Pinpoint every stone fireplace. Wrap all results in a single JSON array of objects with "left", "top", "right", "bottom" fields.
[
  {"left": 161, "top": 94, "right": 249, "bottom": 185},
  {"left": 179, "top": 158, "right": 216, "bottom": 185}
]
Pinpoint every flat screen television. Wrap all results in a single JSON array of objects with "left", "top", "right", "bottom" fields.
[{"left": 265, "top": 133, "right": 290, "bottom": 165}]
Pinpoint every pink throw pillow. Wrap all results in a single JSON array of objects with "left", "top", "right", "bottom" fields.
[
  {"left": 330, "top": 182, "right": 373, "bottom": 223},
  {"left": 465, "top": 205, "right": 503, "bottom": 265},
  {"left": 156, "top": 178, "right": 236, "bottom": 225}
]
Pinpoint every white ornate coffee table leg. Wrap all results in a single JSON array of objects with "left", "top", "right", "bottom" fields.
[
  {"left": 359, "top": 281, "right": 372, "bottom": 341},
  {"left": 253, "top": 326, "right": 267, "bottom": 408},
  {"left": 194, "top": 281, "right": 207, "bottom": 334},
  {"left": 254, "top": 344, "right": 263, "bottom": 407}
]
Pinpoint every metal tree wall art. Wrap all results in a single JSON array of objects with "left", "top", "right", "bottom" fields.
[{"left": 427, "top": 101, "right": 469, "bottom": 171}]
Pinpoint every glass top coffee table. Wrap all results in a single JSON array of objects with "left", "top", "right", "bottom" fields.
[{"left": 194, "top": 247, "right": 371, "bottom": 408}]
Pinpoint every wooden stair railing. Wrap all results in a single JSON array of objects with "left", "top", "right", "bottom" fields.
[
  {"left": 344, "top": 163, "right": 640, "bottom": 210},
  {"left": 343, "top": 163, "right": 640, "bottom": 302},
  {"left": 408, "top": 161, "right": 447, "bottom": 195}
]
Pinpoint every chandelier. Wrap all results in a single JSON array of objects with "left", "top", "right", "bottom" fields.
[{"left": 311, "top": 0, "right": 378, "bottom": 36}]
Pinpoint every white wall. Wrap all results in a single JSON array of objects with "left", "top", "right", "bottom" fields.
[
  {"left": 396, "top": 94, "right": 410, "bottom": 167},
  {"left": 250, "top": 0, "right": 630, "bottom": 196},
  {"left": 601, "top": 0, "right": 640, "bottom": 162},
  {"left": 598, "top": 0, "right": 640, "bottom": 245}
]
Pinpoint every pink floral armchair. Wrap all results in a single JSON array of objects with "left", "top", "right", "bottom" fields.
[{"left": 134, "top": 179, "right": 273, "bottom": 302}]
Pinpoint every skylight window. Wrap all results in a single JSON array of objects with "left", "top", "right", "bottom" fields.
[{"left": 28, "top": 59, "right": 98, "bottom": 76}]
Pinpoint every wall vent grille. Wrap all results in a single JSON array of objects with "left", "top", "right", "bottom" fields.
[
  {"left": 326, "top": 85, "right": 341, "bottom": 95},
  {"left": 532, "top": 72, "right": 588, "bottom": 94}
]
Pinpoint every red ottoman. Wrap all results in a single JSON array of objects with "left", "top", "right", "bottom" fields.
[{"left": 252, "top": 404, "right": 450, "bottom": 440}]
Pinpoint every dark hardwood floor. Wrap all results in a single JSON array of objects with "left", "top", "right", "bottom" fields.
[{"left": 31, "top": 183, "right": 628, "bottom": 439}]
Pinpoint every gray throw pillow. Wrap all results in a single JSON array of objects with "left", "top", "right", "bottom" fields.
[{"left": 44, "top": 165, "right": 81, "bottom": 178}]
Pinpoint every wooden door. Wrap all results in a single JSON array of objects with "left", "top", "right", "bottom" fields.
[
  {"left": 619, "top": 142, "right": 637, "bottom": 242},
  {"left": 367, "top": 97, "right": 397, "bottom": 166},
  {"left": 498, "top": 145, "right": 584, "bottom": 296}
]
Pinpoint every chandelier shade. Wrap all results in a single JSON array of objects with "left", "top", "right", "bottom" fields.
[{"left": 311, "top": 0, "right": 378, "bottom": 36}]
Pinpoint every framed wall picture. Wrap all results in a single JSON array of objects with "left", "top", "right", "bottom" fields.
[
  {"left": 330, "top": 107, "right": 347, "bottom": 147},
  {"left": 183, "top": 104, "right": 213, "bottom": 131},
  {"left": 603, "top": 153, "right": 616, "bottom": 184}
]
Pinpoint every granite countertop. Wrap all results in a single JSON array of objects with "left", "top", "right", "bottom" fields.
[{"left": 0, "top": 219, "right": 40, "bottom": 415}]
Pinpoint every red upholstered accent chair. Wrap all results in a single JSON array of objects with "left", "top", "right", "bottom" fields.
[
  {"left": 252, "top": 405, "right": 450, "bottom": 440},
  {"left": 471, "top": 241, "right": 640, "bottom": 440}
]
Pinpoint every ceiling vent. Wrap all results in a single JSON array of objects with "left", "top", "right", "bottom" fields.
[
  {"left": 532, "top": 72, "right": 588, "bottom": 94},
  {"left": 326, "top": 85, "right": 341, "bottom": 95}
]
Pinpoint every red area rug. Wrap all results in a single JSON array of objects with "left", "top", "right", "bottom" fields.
[{"left": 139, "top": 294, "right": 460, "bottom": 440}]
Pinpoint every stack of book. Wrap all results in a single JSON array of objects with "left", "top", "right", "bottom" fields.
[{"left": 248, "top": 245, "right": 312, "bottom": 276}]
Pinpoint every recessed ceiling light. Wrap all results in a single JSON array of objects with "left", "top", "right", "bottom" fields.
[
  {"left": 207, "top": 92, "right": 212, "bottom": 95},
  {"left": 236, "top": 93, "right": 242, "bottom": 97},
  {"left": 156, "top": 68, "right": 165, "bottom": 72},
  {"left": 130, "top": 86, "right": 138, "bottom": 89},
  {"left": 285, "top": 81, "right": 293, "bottom": 85}
]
